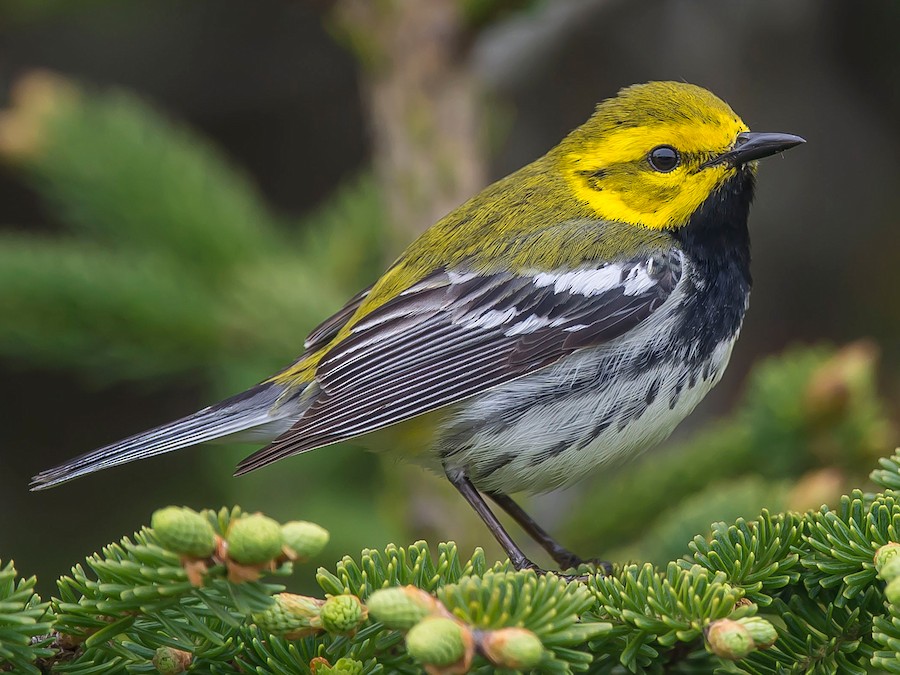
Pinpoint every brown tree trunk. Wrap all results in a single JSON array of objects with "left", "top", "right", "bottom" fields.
[{"left": 333, "top": 0, "right": 487, "bottom": 249}]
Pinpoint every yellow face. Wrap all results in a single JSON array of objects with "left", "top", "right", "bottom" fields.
[{"left": 558, "top": 82, "right": 751, "bottom": 230}]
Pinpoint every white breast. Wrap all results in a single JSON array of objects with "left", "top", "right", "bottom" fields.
[
  {"left": 445, "top": 334, "right": 736, "bottom": 494},
  {"left": 436, "top": 252, "right": 742, "bottom": 495}
]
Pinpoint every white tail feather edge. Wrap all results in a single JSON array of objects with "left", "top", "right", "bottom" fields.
[{"left": 30, "top": 382, "right": 303, "bottom": 490}]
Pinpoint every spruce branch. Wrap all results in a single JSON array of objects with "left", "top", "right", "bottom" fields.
[
  {"left": 11, "top": 476, "right": 900, "bottom": 673},
  {"left": 685, "top": 511, "right": 803, "bottom": 606},
  {"left": 0, "top": 72, "right": 387, "bottom": 386},
  {"left": 0, "top": 561, "right": 53, "bottom": 675}
]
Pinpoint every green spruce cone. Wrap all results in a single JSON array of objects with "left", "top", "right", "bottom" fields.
[
  {"left": 877, "top": 548, "right": 900, "bottom": 582},
  {"left": 707, "top": 618, "right": 755, "bottom": 660},
  {"left": 885, "top": 577, "right": 900, "bottom": 605},
  {"left": 282, "top": 520, "right": 330, "bottom": 561},
  {"left": 875, "top": 543, "right": 900, "bottom": 574},
  {"left": 479, "top": 627, "right": 544, "bottom": 669},
  {"left": 252, "top": 592, "right": 325, "bottom": 639},
  {"left": 226, "top": 513, "right": 283, "bottom": 564},
  {"left": 406, "top": 617, "right": 470, "bottom": 668},
  {"left": 319, "top": 594, "right": 368, "bottom": 635},
  {"left": 736, "top": 617, "right": 778, "bottom": 649},
  {"left": 150, "top": 506, "right": 216, "bottom": 558},
  {"left": 366, "top": 586, "right": 438, "bottom": 630},
  {"left": 311, "top": 657, "right": 365, "bottom": 675},
  {"left": 151, "top": 646, "right": 192, "bottom": 674}
]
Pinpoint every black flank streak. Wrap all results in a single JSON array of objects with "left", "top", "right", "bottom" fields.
[
  {"left": 646, "top": 377, "right": 661, "bottom": 405},
  {"left": 579, "top": 405, "right": 620, "bottom": 449},
  {"left": 616, "top": 398, "right": 648, "bottom": 431},
  {"left": 626, "top": 345, "right": 665, "bottom": 378},
  {"left": 669, "top": 379, "right": 684, "bottom": 410},
  {"left": 478, "top": 451, "right": 517, "bottom": 478},
  {"left": 529, "top": 440, "right": 571, "bottom": 466}
]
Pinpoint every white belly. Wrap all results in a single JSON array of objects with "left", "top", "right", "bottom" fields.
[{"left": 439, "top": 336, "right": 737, "bottom": 494}]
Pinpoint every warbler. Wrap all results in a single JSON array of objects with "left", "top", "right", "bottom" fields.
[{"left": 32, "top": 82, "right": 803, "bottom": 572}]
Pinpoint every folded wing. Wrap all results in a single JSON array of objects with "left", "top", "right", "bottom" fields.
[{"left": 235, "top": 249, "right": 682, "bottom": 474}]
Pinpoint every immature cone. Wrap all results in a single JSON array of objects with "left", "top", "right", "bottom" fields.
[
  {"left": 318, "top": 594, "right": 368, "bottom": 635},
  {"left": 310, "top": 657, "right": 365, "bottom": 675},
  {"left": 706, "top": 618, "right": 755, "bottom": 660},
  {"left": 804, "top": 340, "right": 877, "bottom": 422},
  {"left": 405, "top": 617, "right": 474, "bottom": 675},
  {"left": 875, "top": 543, "right": 900, "bottom": 578},
  {"left": 479, "top": 627, "right": 544, "bottom": 669},
  {"left": 226, "top": 513, "right": 283, "bottom": 564},
  {"left": 282, "top": 521, "right": 330, "bottom": 561},
  {"left": 366, "top": 585, "right": 440, "bottom": 630},
  {"left": 881, "top": 558, "right": 900, "bottom": 585},
  {"left": 0, "top": 70, "right": 79, "bottom": 160},
  {"left": 886, "top": 577, "right": 900, "bottom": 606},
  {"left": 150, "top": 506, "right": 216, "bottom": 558},
  {"left": 252, "top": 593, "right": 325, "bottom": 639},
  {"left": 151, "top": 646, "right": 192, "bottom": 674},
  {"left": 736, "top": 617, "right": 778, "bottom": 649}
]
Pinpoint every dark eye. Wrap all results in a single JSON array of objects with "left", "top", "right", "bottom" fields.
[{"left": 648, "top": 145, "right": 680, "bottom": 172}]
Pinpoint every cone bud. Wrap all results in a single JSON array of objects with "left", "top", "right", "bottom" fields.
[
  {"left": 0, "top": 70, "right": 79, "bottom": 160},
  {"left": 366, "top": 586, "right": 439, "bottom": 630},
  {"left": 479, "top": 627, "right": 544, "bottom": 669},
  {"left": 736, "top": 617, "right": 777, "bottom": 649},
  {"left": 226, "top": 513, "right": 283, "bottom": 564},
  {"left": 251, "top": 592, "right": 324, "bottom": 639},
  {"left": 875, "top": 543, "right": 900, "bottom": 579},
  {"left": 804, "top": 341, "right": 877, "bottom": 422},
  {"left": 319, "top": 594, "right": 368, "bottom": 635},
  {"left": 282, "top": 521, "right": 330, "bottom": 561},
  {"left": 707, "top": 618, "right": 755, "bottom": 660},
  {"left": 151, "top": 506, "right": 216, "bottom": 558},
  {"left": 405, "top": 617, "right": 473, "bottom": 674},
  {"left": 310, "top": 657, "right": 365, "bottom": 675},
  {"left": 151, "top": 646, "right": 192, "bottom": 674},
  {"left": 883, "top": 559, "right": 900, "bottom": 586},
  {"left": 886, "top": 577, "right": 900, "bottom": 606}
]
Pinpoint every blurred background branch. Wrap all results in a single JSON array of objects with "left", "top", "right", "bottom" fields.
[{"left": 331, "top": 0, "right": 487, "bottom": 246}]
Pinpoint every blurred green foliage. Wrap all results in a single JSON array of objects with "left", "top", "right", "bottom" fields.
[
  {"left": 0, "top": 73, "right": 403, "bottom": 588},
  {"left": 0, "top": 74, "right": 385, "bottom": 385}
]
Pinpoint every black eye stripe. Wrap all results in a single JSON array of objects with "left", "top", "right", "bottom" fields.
[{"left": 648, "top": 145, "right": 680, "bottom": 172}]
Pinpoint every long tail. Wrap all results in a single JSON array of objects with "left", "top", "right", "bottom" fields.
[{"left": 30, "top": 382, "right": 303, "bottom": 490}]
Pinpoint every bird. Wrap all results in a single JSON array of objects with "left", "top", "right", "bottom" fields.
[{"left": 31, "top": 81, "right": 804, "bottom": 573}]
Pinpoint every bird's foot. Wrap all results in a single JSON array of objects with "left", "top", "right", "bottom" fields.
[
  {"left": 510, "top": 555, "right": 611, "bottom": 582},
  {"left": 552, "top": 551, "right": 614, "bottom": 576}
]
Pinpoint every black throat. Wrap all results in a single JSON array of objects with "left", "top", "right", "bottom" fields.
[{"left": 671, "top": 168, "right": 755, "bottom": 354}]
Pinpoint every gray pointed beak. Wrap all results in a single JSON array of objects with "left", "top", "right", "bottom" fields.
[{"left": 702, "top": 131, "right": 806, "bottom": 168}]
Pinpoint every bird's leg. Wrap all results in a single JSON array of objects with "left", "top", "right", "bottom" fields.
[
  {"left": 444, "top": 468, "right": 538, "bottom": 572},
  {"left": 486, "top": 491, "right": 612, "bottom": 574}
]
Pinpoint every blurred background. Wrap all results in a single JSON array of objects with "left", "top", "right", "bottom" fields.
[{"left": 1, "top": 0, "right": 898, "bottom": 595}]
